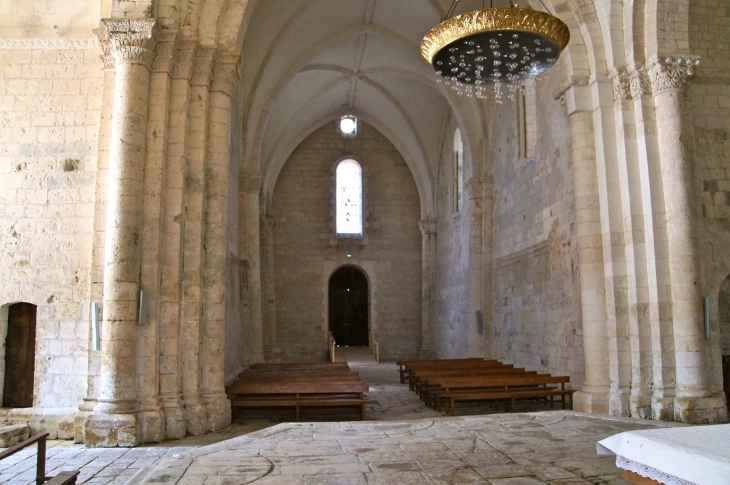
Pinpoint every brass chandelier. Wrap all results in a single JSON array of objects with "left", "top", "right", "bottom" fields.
[{"left": 422, "top": 0, "right": 570, "bottom": 89}]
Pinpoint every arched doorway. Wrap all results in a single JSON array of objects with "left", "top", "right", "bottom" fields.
[
  {"left": 329, "top": 267, "right": 369, "bottom": 346},
  {"left": 3, "top": 302, "right": 37, "bottom": 408}
]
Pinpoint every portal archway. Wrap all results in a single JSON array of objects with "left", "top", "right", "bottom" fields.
[
  {"left": 3, "top": 302, "right": 37, "bottom": 408},
  {"left": 328, "top": 266, "right": 369, "bottom": 347}
]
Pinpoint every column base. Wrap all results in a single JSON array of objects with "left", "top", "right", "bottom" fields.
[
  {"left": 140, "top": 405, "right": 166, "bottom": 443},
  {"left": 629, "top": 395, "right": 653, "bottom": 419},
  {"left": 573, "top": 389, "right": 609, "bottom": 414},
  {"left": 161, "top": 397, "right": 187, "bottom": 440},
  {"left": 74, "top": 398, "right": 97, "bottom": 443},
  {"left": 204, "top": 393, "right": 231, "bottom": 432},
  {"left": 184, "top": 398, "right": 208, "bottom": 436},
  {"left": 84, "top": 411, "right": 141, "bottom": 447},
  {"left": 651, "top": 396, "right": 674, "bottom": 421},
  {"left": 674, "top": 395, "right": 728, "bottom": 424},
  {"left": 609, "top": 392, "right": 631, "bottom": 417}
]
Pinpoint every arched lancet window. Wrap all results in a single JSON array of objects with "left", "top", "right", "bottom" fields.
[
  {"left": 518, "top": 83, "right": 537, "bottom": 163},
  {"left": 454, "top": 128, "right": 464, "bottom": 212},
  {"left": 336, "top": 159, "right": 363, "bottom": 236}
]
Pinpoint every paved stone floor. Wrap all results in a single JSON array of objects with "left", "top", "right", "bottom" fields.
[{"left": 0, "top": 363, "right": 673, "bottom": 484}]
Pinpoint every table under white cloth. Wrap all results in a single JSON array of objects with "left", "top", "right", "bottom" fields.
[{"left": 597, "top": 424, "right": 730, "bottom": 485}]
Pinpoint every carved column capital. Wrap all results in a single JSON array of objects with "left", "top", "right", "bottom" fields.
[
  {"left": 95, "top": 19, "right": 159, "bottom": 69},
  {"left": 609, "top": 69, "right": 632, "bottom": 101},
  {"left": 191, "top": 47, "right": 216, "bottom": 87},
  {"left": 418, "top": 218, "right": 437, "bottom": 238},
  {"left": 629, "top": 67, "right": 652, "bottom": 98},
  {"left": 211, "top": 55, "right": 242, "bottom": 95},
  {"left": 151, "top": 31, "right": 178, "bottom": 73},
  {"left": 171, "top": 41, "right": 196, "bottom": 80},
  {"left": 647, "top": 55, "right": 700, "bottom": 96}
]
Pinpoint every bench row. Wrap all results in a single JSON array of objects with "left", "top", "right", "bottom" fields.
[
  {"left": 397, "top": 358, "right": 576, "bottom": 415},
  {"left": 226, "top": 362, "right": 369, "bottom": 421}
]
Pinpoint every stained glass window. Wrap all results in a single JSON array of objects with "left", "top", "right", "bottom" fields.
[{"left": 336, "top": 159, "right": 363, "bottom": 236}]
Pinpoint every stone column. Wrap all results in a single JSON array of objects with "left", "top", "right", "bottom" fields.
[
  {"left": 629, "top": 67, "right": 676, "bottom": 420},
  {"left": 86, "top": 19, "right": 158, "bottom": 447},
  {"left": 200, "top": 54, "right": 240, "bottom": 432},
  {"left": 135, "top": 30, "right": 179, "bottom": 444},
  {"left": 649, "top": 56, "right": 726, "bottom": 422},
  {"left": 418, "top": 219, "right": 437, "bottom": 359},
  {"left": 180, "top": 48, "right": 214, "bottom": 436},
  {"left": 563, "top": 82, "right": 611, "bottom": 414},
  {"left": 75, "top": 46, "right": 117, "bottom": 444},
  {"left": 611, "top": 70, "right": 654, "bottom": 419},
  {"left": 158, "top": 41, "right": 195, "bottom": 440}
]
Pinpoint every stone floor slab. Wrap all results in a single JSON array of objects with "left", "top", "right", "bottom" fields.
[{"left": 0, "top": 363, "right": 680, "bottom": 484}]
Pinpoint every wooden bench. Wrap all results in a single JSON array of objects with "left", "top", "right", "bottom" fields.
[
  {"left": 248, "top": 362, "right": 350, "bottom": 370},
  {"left": 407, "top": 364, "right": 518, "bottom": 392},
  {"left": 229, "top": 381, "right": 369, "bottom": 421},
  {"left": 428, "top": 375, "right": 574, "bottom": 415},
  {"left": 397, "top": 358, "right": 495, "bottom": 383},
  {"left": 416, "top": 369, "right": 537, "bottom": 404}
]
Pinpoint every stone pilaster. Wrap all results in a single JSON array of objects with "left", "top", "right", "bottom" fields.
[
  {"left": 76, "top": 42, "right": 118, "bottom": 445},
  {"left": 648, "top": 55, "right": 726, "bottom": 423},
  {"left": 180, "top": 47, "right": 214, "bottom": 436},
  {"left": 157, "top": 39, "right": 195, "bottom": 440},
  {"left": 467, "top": 176, "right": 484, "bottom": 357},
  {"left": 628, "top": 64, "right": 676, "bottom": 420},
  {"left": 262, "top": 213, "right": 278, "bottom": 355},
  {"left": 136, "top": 28, "right": 179, "bottom": 444},
  {"left": 200, "top": 54, "right": 240, "bottom": 432},
  {"left": 245, "top": 172, "right": 266, "bottom": 363},
  {"left": 418, "top": 219, "right": 437, "bottom": 359},
  {"left": 85, "top": 18, "right": 159, "bottom": 447},
  {"left": 560, "top": 82, "right": 610, "bottom": 414}
]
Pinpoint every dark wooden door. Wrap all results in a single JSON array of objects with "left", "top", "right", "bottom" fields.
[
  {"left": 329, "top": 267, "right": 368, "bottom": 346},
  {"left": 3, "top": 303, "right": 37, "bottom": 408}
]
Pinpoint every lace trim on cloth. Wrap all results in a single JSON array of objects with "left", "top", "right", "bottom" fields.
[{"left": 616, "top": 455, "right": 699, "bottom": 485}]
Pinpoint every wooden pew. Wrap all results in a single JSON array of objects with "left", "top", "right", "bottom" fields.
[
  {"left": 428, "top": 374, "right": 574, "bottom": 415},
  {"left": 228, "top": 380, "right": 369, "bottom": 421},
  {"left": 397, "top": 358, "right": 499, "bottom": 383},
  {"left": 416, "top": 369, "right": 537, "bottom": 404},
  {"left": 406, "top": 363, "right": 517, "bottom": 392},
  {"left": 248, "top": 362, "right": 350, "bottom": 370}
]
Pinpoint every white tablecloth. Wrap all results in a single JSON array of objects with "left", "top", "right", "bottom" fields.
[{"left": 597, "top": 424, "right": 730, "bottom": 485}]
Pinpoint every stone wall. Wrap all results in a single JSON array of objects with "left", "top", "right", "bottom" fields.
[
  {"left": 435, "top": 120, "right": 472, "bottom": 358},
  {"left": 489, "top": 78, "right": 584, "bottom": 385},
  {"left": 270, "top": 121, "right": 422, "bottom": 361},
  {"left": 0, "top": 0, "right": 104, "bottom": 39},
  {"left": 0, "top": 42, "right": 104, "bottom": 408},
  {"left": 688, "top": 0, "right": 730, "bottom": 352}
]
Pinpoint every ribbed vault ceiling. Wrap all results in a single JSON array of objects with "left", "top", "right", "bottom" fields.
[{"left": 240, "top": 0, "right": 496, "bottom": 214}]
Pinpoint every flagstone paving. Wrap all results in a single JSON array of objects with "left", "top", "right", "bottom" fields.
[
  {"left": 0, "top": 363, "right": 675, "bottom": 484},
  {"left": 129, "top": 412, "right": 672, "bottom": 484}
]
